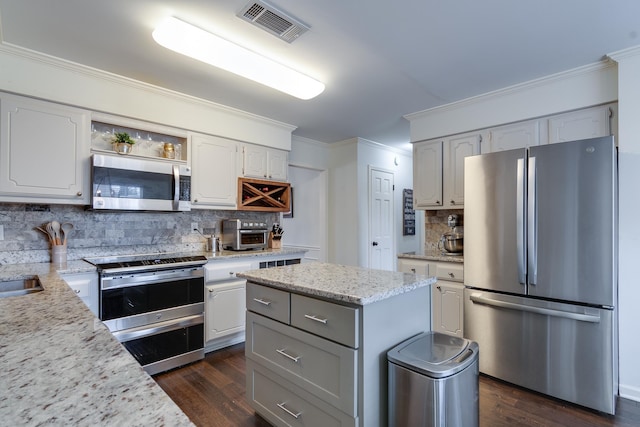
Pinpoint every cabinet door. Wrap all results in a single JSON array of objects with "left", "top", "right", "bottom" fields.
[
  {"left": 487, "top": 120, "right": 540, "bottom": 153},
  {"left": 548, "top": 105, "right": 611, "bottom": 144},
  {"left": 205, "top": 280, "right": 246, "bottom": 341},
  {"left": 443, "top": 134, "right": 480, "bottom": 207},
  {"left": 0, "top": 93, "right": 89, "bottom": 203},
  {"left": 413, "top": 140, "right": 442, "bottom": 209},
  {"left": 267, "top": 149, "right": 288, "bottom": 181},
  {"left": 431, "top": 280, "right": 464, "bottom": 337},
  {"left": 190, "top": 133, "right": 238, "bottom": 208},
  {"left": 243, "top": 144, "right": 269, "bottom": 179}
]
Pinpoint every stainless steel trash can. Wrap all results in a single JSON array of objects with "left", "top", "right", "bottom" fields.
[{"left": 388, "top": 331, "right": 479, "bottom": 427}]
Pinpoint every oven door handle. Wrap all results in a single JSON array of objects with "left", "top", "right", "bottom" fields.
[{"left": 112, "top": 313, "right": 204, "bottom": 343}]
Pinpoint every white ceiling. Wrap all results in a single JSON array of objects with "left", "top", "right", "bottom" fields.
[{"left": 1, "top": 1, "right": 639, "bottom": 150}]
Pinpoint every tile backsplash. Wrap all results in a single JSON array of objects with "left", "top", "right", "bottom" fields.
[
  {"left": 424, "top": 209, "right": 464, "bottom": 252},
  {"left": 0, "top": 203, "right": 278, "bottom": 264}
]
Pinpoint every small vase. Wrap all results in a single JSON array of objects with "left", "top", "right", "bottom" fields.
[{"left": 114, "top": 143, "right": 133, "bottom": 155}]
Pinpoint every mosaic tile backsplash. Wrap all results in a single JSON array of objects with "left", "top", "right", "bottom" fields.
[
  {"left": 424, "top": 209, "right": 464, "bottom": 252},
  {"left": 0, "top": 203, "right": 278, "bottom": 264}
]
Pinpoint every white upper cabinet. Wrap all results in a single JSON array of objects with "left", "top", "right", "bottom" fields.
[
  {"left": 413, "top": 139, "right": 443, "bottom": 208},
  {"left": 242, "top": 144, "right": 289, "bottom": 181},
  {"left": 443, "top": 133, "right": 481, "bottom": 207},
  {"left": 413, "top": 133, "right": 480, "bottom": 210},
  {"left": 190, "top": 133, "right": 239, "bottom": 209},
  {"left": 0, "top": 93, "right": 90, "bottom": 204},
  {"left": 486, "top": 119, "right": 540, "bottom": 153},
  {"left": 547, "top": 104, "right": 612, "bottom": 144}
]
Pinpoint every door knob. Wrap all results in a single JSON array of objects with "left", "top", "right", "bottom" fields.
[{"left": 372, "top": 241, "right": 378, "bottom": 246}]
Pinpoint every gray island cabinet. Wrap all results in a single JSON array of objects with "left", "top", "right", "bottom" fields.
[{"left": 237, "top": 262, "right": 435, "bottom": 427}]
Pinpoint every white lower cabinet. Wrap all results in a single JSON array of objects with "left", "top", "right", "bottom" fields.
[
  {"left": 397, "top": 257, "right": 464, "bottom": 338},
  {"left": 60, "top": 271, "right": 99, "bottom": 316},
  {"left": 205, "top": 280, "right": 246, "bottom": 342},
  {"left": 432, "top": 263, "right": 464, "bottom": 338},
  {"left": 204, "top": 254, "right": 304, "bottom": 352}
]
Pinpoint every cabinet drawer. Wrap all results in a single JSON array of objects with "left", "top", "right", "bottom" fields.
[
  {"left": 291, "top": 294, "right": 359, "bottom": 348},
  {"left": 247, "top": 360, "right": 357, "bottom": 427},
  {"left": 246, "top": 282, "right": 290, "bottom": 324},
  {"left": 205, "top": 261, "right": 254, "bottom": 282},
  {"left": 435, "top": 263, "right": 464, "bottom": 283},
  {"left": 246, "top": 312, "right": 357, "bottom": 416}
]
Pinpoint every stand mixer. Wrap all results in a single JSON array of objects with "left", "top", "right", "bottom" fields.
[{"left": 438, "top": 214, "right": 464, "bottom": 255}]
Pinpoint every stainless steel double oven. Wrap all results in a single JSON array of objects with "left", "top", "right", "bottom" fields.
[{"left": 87, "top": 254, "right": 208, "bottom": 375}]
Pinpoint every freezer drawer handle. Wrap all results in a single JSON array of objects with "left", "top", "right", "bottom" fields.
[
  {"left": 276, "top": 348, "right": 301, "bottom": 363},
  {"left": 304, "top": 314, "right": 328, "bottom": 324},
  {"left": 470, "top": 294, "right": 601, "bottom": 323},
  {"left": 252, "top": 298, "right": 272, "bottom": 306},
  {"left": 277, "top": 402, "right": 301, "bottom": 419}
]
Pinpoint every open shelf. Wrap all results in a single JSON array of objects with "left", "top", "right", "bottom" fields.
[{"left": 238, "top": 178, "right": 291, "bottom": 212}]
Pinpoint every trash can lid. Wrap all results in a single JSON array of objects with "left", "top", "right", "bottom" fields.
[{"left": 387, "top": 331, "right": 479, "bottom": 378}]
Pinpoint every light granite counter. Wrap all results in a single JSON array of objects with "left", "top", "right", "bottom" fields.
[
  {"left": 398, "top": 249, "right": 464, "bottom": 263},
  {"left": 0, "top": 260, "right": 194, "bottom": 426},
  {"left": 237, "top": 262, "right": 436, "bottom": 305},
  {"left": 0, "top": 247, "right": 307, "bottom": 426}
]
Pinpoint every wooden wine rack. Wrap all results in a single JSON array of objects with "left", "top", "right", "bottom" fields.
[{"left": 238, "top": 177, "right": 291, "bottom": 212}]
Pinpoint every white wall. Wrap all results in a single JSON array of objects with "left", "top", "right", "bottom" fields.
[
  {"left": 407, "top": 56, "right": 640, "bottom": 402},
  {"left": 328, "top": 141, "right": 359, "bottom": 265},
  {"left": 608, "top": 46, "right": 640, "bottom": 402},
  {"left": 0, "top": 44, "right": 295, "bottom": 150},
  {"left": 356, "top": 140, "right": 420, "bottom": 268},
  {"left": 283, "top": 136, "right": 331, "bottom": 263}
]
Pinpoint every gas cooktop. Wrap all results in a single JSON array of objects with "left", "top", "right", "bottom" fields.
[{"left": 85, "top": 254, "right": 208, "bottom": 272}]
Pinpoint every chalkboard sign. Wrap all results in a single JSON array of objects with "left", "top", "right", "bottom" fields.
[{"left": 403, "top": 189, "right": 415, "bottom": 236}]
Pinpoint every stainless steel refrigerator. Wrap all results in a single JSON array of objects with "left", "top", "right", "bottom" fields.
[{"left": 463, "top": 135, "right": 618, "bottom": 414}]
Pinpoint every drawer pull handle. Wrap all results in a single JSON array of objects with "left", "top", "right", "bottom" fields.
[
  {"left": 253, "top": 298, "right": 272, "bottom": 306},
  {"left": 277, "top": 402, "right": 301, "bottom": 419},
  {"left": 304, "top": 314, "right": 328, "bottom": 324},
  {"left": 276, "top": 348, "right": 301, "bottom": 363},
  {"left": 448, "top": 272, "right": 455, "bottom": 278}
]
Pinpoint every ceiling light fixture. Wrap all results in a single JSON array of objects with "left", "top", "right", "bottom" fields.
[{"left": 152, "top": 17, "right": 325, "bottom": 100}]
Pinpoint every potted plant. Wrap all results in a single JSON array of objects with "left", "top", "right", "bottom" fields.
[{"left": 112, "top": 132, "right": 135, "bottom": 154}]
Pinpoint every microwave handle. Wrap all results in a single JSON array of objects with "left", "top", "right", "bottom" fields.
[{"left": 173, "top": 164, "right": 180, "bottom": 211}]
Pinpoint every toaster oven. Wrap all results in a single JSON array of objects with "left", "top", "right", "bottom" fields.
[{"left": 221, "top": 219, "right": 268, "bottom": 251}]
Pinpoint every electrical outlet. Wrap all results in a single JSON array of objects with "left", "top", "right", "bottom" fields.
[
  {"left": 191, "top": 222, "right": 199, "bottom": 233},
  {"left": 0, "top": 225, "right": 4, "bottom": 241}
]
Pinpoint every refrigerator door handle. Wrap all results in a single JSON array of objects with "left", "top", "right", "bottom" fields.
[
  {"left": 516, "top": 158, "right": 526, "bottom": 285},
  {"left": 469, "top": 294, "right": 601, "bottom": 323},
  {"left": 527, "top": 156, "right": 537, "bottom": 285}
]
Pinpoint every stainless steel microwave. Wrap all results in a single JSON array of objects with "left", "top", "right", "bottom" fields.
[{"left": 91, "top": 154, "right": 191, "bottom": 211}]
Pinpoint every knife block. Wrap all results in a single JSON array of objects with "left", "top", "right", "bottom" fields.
[{"left": 268, "top": 233, "right": 282, "bottom": 249}]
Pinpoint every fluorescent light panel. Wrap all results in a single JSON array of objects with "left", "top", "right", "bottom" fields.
[{"left": 153, "top": 17, "right": 324, "bottom": 100}]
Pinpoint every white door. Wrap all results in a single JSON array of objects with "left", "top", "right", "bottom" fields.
[{"left": 369, "top": 168, "right": 394, "bottom": 270}]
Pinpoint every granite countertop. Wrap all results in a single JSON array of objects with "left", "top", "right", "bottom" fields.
[
  {"left": 204, "top": 247, "right": 306, "bottom": 261},
  {"left": 237, "top": 262, "right": 436, "bottom": 306},
  {"left": 0, "top": 260, "right": 194, "bottom": 426},
  {"left": 0, "top": 247, "right": 307, "bottom": 425},
  {"left": 398, "top": 249, "right": 464, "bottom": 263}
]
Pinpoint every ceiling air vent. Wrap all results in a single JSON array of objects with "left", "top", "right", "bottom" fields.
[{"left": 237, "top": 0, "right": 310, "bottom": 43}]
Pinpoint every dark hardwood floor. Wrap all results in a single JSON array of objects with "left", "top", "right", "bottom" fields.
[{"left": 154, "top": 343, "right": 640, "bottom": 427}]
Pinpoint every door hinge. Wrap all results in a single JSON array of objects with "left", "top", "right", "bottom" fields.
[{"left": 393, "top": 184, "right": 395, "bottom": 191}]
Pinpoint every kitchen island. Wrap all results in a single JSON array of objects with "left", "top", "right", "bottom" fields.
[
  {"left": 0, "top": 261, "right": 193, "bottom": 426},
  {"left": 238, "top": 262, "right": 435, "bottom": 427}
]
